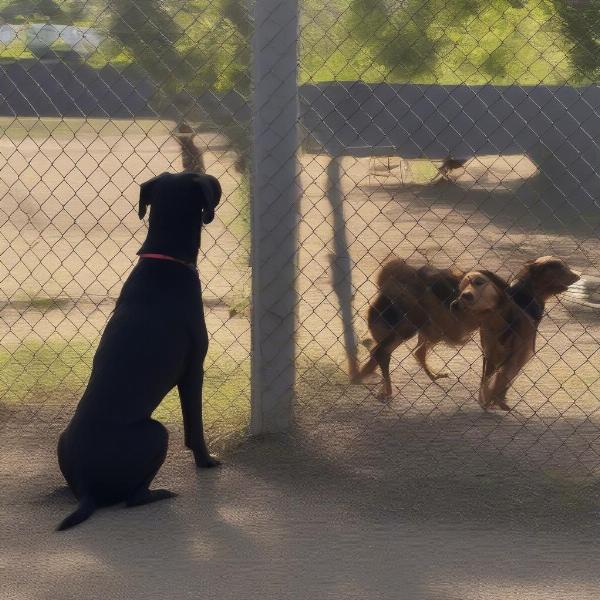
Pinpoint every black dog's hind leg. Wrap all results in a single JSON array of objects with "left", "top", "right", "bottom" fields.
[
  {"left": 57, "top": 431, "right": 76, "bottom": 494},
  {"left": 178, "top": 366, "right": 220, "bottom": 468},
  {"left": 124, "top": 420, "right": 175, "bottom": 507}
]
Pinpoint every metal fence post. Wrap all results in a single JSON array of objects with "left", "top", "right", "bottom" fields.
[{"left": 250, "top": 0, "right": 299, "bottom": 434}]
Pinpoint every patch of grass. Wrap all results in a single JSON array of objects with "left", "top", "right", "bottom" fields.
[
  {"left": 0, "top": 39, "right": 34, "bottom": 61},
  {"left": 225, "top": 172, "right": 250, "bottom": 260},
  {"left": 405, "top": 160, "right": 439, "bottom": 184},
  {"left": 222, "top": 172, "right": 251, "bottom": 317},
  {"left": 227, "top": 286, "right": 251, "bottom": 319},
  {"left": 0, "top": 340, "right": 95, "bottom": 405},
  {"left": 0, "top": 117, "right": 175, "bottom": 141},
  {"left": 0, "top": 339, "right": 250, "bottom": 446},
  {"left": 3, "top": 296, "right": 73, "bottom": 313}
]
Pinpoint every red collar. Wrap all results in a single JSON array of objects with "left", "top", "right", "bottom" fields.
[{"left": 138, "top": 253, "right": 197, "bottom": 272}]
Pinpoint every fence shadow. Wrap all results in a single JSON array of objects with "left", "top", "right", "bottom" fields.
[
  {"left": 372, "top": 176, "right": 600, "bottom": 239},
  {"left": 238, "top": 407, "right": 600, "bottom": 532}
]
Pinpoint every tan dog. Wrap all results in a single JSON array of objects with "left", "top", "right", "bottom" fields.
[
  {"left": 452, "top": 257, "right": 580, "bottom": 410},
  {"left": 357, "top": 258, "right": 488, "bottom": 399}
]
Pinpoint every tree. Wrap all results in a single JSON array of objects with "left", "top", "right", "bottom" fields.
[
  {"left": 344, "top": 0, "right": 583, "bottom": 85},
  {"left": 108, "top": 0, "right": 251, "bottom": 172},
  {"left": 551, "top": 0, "right": 600, "bottom": 81},
  {"left": 0, "top": 0, "right": 68, "bottom": 23}
]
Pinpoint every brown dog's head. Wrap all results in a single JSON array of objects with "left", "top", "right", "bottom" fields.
[
  {"left": 515, "top": 256, "right": 580, "bottom": 298},
  {"left": 450, "top": 270, "right": 509, "bottom": 313}
]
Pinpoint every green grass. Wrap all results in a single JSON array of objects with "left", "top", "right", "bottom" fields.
[
  {"left": 0, "top": 339, "right": 250, "bottom": 446},
  {"left": 0, "top": 39, "right": 34, "bottom": 60},
  {"left": 1, "top": 296, "right": 74, "bottom": 313},
  {"left": 0, "top": 32, "right": 131, "bottom": 67},
  {"left": 227, "top": 172, "right": 251, "bottom": 256},
  {"left": 0, "top": 117, "right": 175, "bottom": 141},
  {"left": 0, "top": 0, "right": 581, "bottom": 86},
  {"left": 301, "top": 0, "right": 576, "bottom": 85},
  {"left": 221, "top": 172, "right": 251, "bottom": 318}
]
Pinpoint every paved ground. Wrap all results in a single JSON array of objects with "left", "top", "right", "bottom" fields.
[
  {"left": 3, "top": 428, "right": 600, "bottom": 600},
  {"left": 2, "top": 121, "right": 600, "bottom": 598}
]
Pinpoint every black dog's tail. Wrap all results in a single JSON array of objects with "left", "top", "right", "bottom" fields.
[{"left": 57, "top": 495, "right": 96, "bottom": 531}]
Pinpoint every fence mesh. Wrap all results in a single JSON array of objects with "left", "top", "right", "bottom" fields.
[
  {"left": 294, "top": 0, "right": 600, "bottom": 483},
  {"left": 1, "top": 0, "right": 600, "bottom": 485},
  {"left": 0, "top": 0, "right": 252, "bottom": 450}
]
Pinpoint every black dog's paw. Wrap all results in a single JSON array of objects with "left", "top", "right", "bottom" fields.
[
  {"left": 126, "top": 488, "right": 177, "bottom": 507},
  {"left": 194, "top": 454, "right": 222, "bottom": 469}
]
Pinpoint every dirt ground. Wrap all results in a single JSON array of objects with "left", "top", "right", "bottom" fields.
[
  {"left": 1, "top": 126, "right": 599, "bottom": 469},
  {"left": 2, "top": 123, "right": 600, "bottom": 598},
  {"left": 0, "top": 424, "right": 600, "bottom": 600},
  {"left": 3, "top": 427, "right": 600, "bottom": 600}
]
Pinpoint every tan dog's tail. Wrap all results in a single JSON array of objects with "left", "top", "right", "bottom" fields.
[{"left": 57, "top": 495, "right": 96, "bottom": 531}]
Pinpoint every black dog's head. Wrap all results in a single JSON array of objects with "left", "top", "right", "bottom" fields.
[{"left": 137, "top": 172, "right": 222, "bottom": 263}]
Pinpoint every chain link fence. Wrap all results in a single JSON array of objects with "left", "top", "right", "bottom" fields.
[
  {"left": 294, "top": 0, "right": 600, "bottom": 486},
  {"left": 1, "top": 0, "right": 600, "bottom": 487},
  {"left": 0, "top": 0, "right": 253, "bottom": 451}
]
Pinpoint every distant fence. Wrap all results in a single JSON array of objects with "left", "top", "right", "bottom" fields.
[
  {"left": 0, "top": 60, "right": 248, "bottom": 123},
  {"left": 301, "top": 82, "right": 600, "bottom": 214},
  {"left": 3, "top": 61, "right": 598, "bottom": 209}
]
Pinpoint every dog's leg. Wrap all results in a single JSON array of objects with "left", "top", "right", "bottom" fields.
[
  {"left": 414, "top": 335, "right": 448, "bottom": 381},
  {"left": 355, "top": 332, "right": 392, "bottom": 383},
  {"left": 376, "top": 348, "right": 394, "bottom": 400},
  {"left": 481, "top": 368, "right": 515, "bottom": 411},
  {"left": 356, "top": 354, "right": 379, "bottom": 381},
  {"left": 478, "top": 356, "right": 495, "bottom": 409},
  {"left": 359, "top": 335, "right": 400, "bottom": 399},
  {"left": 57, "top": 431, "right": 76, "bottom": 494},
  {"left": 492, "top": 364, "right": 520, "bottom": 411},
  {"left": 124, "top": 419, "right": 174, "bottom": 506},
  {"left": 178, "top": 367, "right": 221, "bottom": 468}
]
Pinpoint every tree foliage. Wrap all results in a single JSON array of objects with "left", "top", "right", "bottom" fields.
[
  {"left": 338, "top": 0, "right": 577, "bottom": 84},
  {"left": 550, "top": 0, "right": 600, "bottom": 81},
  {"left": 107, "top": 0, "right": 251, "bottom": 168}
]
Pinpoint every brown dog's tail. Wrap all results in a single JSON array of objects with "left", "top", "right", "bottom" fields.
[{"left": 57, "top": 495, "right": 96, "bottom": 531}]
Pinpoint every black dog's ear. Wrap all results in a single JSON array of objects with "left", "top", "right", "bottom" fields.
[
  {"left": 139, "top": 173, "right": 168, "bottom": 219},
  {"left": 194, "top": 175, "right": 222, "bottom": 225}
]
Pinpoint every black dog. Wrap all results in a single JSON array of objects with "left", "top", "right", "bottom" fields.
[{"left": 56, "top": 172, "right": 222, "bottom": 530}]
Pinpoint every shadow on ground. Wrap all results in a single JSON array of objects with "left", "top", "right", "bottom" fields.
[
  {"left": 3, "top": 403, "right": 600, "bottom": 600},
  {"left": 375, "top": 175, "right": 600, "bottom": 241}
]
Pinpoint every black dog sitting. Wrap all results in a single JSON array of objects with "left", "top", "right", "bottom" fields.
[{"left": 56, "top": 172, "right": 222, "bottom": 531}]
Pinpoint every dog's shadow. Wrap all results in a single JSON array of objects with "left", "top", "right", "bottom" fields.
[
  {"left": 23, "top": 442, "right": 258, "bottom": 596},
  {"left": 9, "top": 420, "right": 600, "bottom": 597}
]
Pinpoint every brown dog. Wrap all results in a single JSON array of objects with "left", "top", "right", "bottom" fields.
[
  {"left": 451, "top": 256, "right": 580, "bottom": 411},
  {"left": 357, "top": 258, "right": 488, "bottom": 399}
]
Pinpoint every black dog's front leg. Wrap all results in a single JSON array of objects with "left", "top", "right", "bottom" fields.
[{"left": 178, "top": 367, "right": 221, "bottom": 468}]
